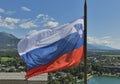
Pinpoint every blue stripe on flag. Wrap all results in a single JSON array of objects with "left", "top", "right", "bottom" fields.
[{"left": 21, "top": 32, "right": 84, "bottom": 69}]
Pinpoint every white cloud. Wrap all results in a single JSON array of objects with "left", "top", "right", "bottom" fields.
[
  {"left": 42, "top": 15, "right": 49, "bottom": 22},
  {"left": 0, "top": 16, "right": 2, "bottom": 21},
  {"left": 36, "top": 14, "right": 45, "bottom": 19},
  {"left": 0, "top": 8, "right": 5, "bottom": 13},
  {"left": 87, "top": 36, "right": 112, "bottom": 46},
  {"left": 50, "top": 17, "right": 55, "bottom": 21},
  {"left": 44, "top": 21, "right": 59, "bottom": 28},
  {"left": 0, "top": 16, "right": 38, "bottom": 29},
  {"left": 0, "top": 12, "right": 59, "bottom": 29},
  {"left": 110, "top": 39, "right": 120, "bottom": 49},
  {"left": 0, "top": 8, "right": 15, "bottom": 15},
  {"left": 35, "top": 13, "right": 59, "bottom": 28},
  {"left": 19, "top": 21, "right": 37, "bottom": 29},
  {"left": 0, "top": 16, "right": 19, "bottom": 29},
  {"left": 87, "top": 36, "right": 120, "bottom": 49},
  {"left": 27, "top": 30, "right": 38, "bottom": 35},
  {"left": 36, "top": 14, "right": 49, "bottom": 23},
  {"left": 21, "top": 6, "right": 31, "bottom": 12},
  {"left": 6, "top": 11, "right": 16, "bottom": 15},
  {"left": 0, "top": 22, "right": 14, "bottom": 29},
  {"left": 36, "top": 14, "right": 55, "bottom": 22},
  {"left": 5, "top": 17, "right": 20, "bottom": 23}
]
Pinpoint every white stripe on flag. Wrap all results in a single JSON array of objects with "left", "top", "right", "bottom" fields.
[{"left": 17, "top": 19, "right": 84, "bottom": 56}]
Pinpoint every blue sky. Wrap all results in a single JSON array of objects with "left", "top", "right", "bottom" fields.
[{"left": 0, "top": 0, "right": 120, "bottom": 49}]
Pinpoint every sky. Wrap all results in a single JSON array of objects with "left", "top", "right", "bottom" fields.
[{"left": 0, "top": 0, "right": 120, "bottom": 49}]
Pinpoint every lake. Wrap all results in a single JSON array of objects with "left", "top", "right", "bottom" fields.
[{"left": 78, "top": 76, "right": 120, "bottom": 84}]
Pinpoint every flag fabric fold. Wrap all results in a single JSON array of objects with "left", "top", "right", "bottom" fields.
[{"left": 17, "top": 18, "right": 84, "bottom": 79}]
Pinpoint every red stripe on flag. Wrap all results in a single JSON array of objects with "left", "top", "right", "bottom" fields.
[{"left": 25, "top": 46, "right": 84, "bottom": 79}]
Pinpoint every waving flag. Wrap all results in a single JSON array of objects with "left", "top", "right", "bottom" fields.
[{"left": 17, "top": 18, "right": 84, "bottom": 79}]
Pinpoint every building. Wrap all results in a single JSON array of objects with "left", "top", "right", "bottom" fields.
[
  {"left": 0, "top": 72, "right": 48, "bottom": 84},
  {"left": 103, "top": 66, "right": 120, "bottom": 72}
]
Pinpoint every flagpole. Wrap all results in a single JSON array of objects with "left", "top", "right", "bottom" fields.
[{"left": 84, "top": 0, "right": 87, "bottom": 84}]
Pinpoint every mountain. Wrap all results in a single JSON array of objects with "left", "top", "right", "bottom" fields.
[
  {"left": 0, "top": 32, "right": 20, "bottom": 51},
  {"left": 87, "top": 44, "right": 116, "bottom": 50}
]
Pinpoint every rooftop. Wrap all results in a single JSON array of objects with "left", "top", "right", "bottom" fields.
[{"left": 0, "top": 72, "right": 48, "bottom": 81}]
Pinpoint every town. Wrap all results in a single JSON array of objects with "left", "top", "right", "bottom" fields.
[{"left": 0, "top": 49, "right": 120, "bottom": 84}]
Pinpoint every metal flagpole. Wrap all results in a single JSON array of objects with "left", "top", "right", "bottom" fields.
[{"left": 84, "top": 0, "right": 87, "bottom": 84}]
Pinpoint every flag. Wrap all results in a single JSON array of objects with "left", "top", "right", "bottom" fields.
[{"left": 17, "top": 18, "right": 84, "bottom": 79}]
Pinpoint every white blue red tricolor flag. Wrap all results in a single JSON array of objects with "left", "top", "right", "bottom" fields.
[{"left": 17, "top": 18, "right": 84, "bottom": 79}]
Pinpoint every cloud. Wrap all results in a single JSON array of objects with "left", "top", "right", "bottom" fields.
[
  {"left": 44, "top": 21, "right": 59, "bottom": 28},
  {"left": 0, "top": 8, "right": 5, "bottom": 13},
  {"left": 0, "top": 22, "right": 15, "bottom": 29},
  {"left": 110, "top": 39, "right": 120, "bottom": 49},
  {"left": 6, "top": 11, "right": 16, "bottom": 15},
  {"left": 0, "top": 16, "right": 37, "bottom": 29},
  {"left": 21, "top": 6, "right": 31, "bottom": 12},
  {"left": 36, "top": 14, "right": 55, "bottom": 22},
  {"left": 87, "top": 36, "right": 112, "bottom": 46},
  {"left": 19, "top": 21, "right": 37, "bottom": 29},
  {"left": 0, "top": 8, "right": 15, "bottom": 15},
  {"left": 0, "top": 16, "right": 20, "bottom": 29},
  {"left": 0, "top": 12, "right": 59, "bottom": 29},
  {"left": 5, "top": 17, "right": 20, "bottom": 23},
  {"left": 88, "top": 36, "right": 120, "bottom": 49},
  {"left": 36, "top": 14, "right": 45, "bottom": 19},
  {"left": 27, "top": 30, "right": 38, "bottom": 35},
  {"left": 36, "top": 13, "right": 59, "bottom": 28}
]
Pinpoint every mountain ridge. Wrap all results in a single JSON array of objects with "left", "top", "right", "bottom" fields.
[{"left": 0, "top": 32, "right": 20, "bottom": 51}]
